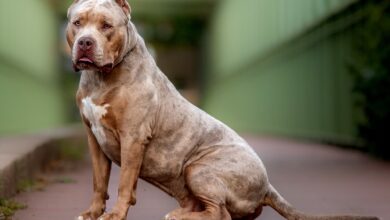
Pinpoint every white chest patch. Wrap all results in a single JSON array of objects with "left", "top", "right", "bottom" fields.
[
  {"left": 81, "top": 97, "right": 110, "bottom": 146},
  {"left": 96, "top": 0, "right": 112, "bottom": 5}
]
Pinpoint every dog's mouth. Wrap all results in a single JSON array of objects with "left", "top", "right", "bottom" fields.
[
  {"left": 78, "top": 57, "right": 94, "bottom": 65},
  {"left": 75, "top": 56, "right": 97, "bottom": 70},
  {"left": 73, "top": 57, "right": 113, "bottom": 73}
]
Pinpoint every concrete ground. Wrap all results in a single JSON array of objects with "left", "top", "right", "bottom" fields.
[{"left": 13, "top": 135, "right": 390, "bottom": 220}]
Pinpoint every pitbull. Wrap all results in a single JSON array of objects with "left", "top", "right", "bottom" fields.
[{"left": 66, "top": 0, "right": 380, "bottom": 220}]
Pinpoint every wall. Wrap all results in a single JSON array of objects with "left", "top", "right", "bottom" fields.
[
  {"left": 203, "top": 0, "right": 359, "bottom": 143},
  {"left": 0, "top": 1, "right": 66, "bottom": 134}
]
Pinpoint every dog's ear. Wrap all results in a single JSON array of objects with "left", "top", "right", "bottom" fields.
[
  {"left": 114, "top": 0, "right": 132, "bottom": 19},
  {"left": 67, "top": 0, "right": 81, "bottom": 19}
]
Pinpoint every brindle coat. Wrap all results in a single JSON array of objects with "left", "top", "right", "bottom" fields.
[{"left": 66, "top": 1, "right": 380, "bottom": 220}]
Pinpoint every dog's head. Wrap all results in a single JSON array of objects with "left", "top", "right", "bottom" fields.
[{"left": 66, "top": 0, "right": 134, "bottom": 73}]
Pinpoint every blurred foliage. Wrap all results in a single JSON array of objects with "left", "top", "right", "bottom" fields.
[
  {"left": 0, "top": 198, "right": 26, "bottom": 219},
  {"left": 16, "top": 176, "right": 52, "bottom": 193},
  {"left": 53, "top": 176, "right": 76, "bottom": 184},
  {"left": 349, "top": 0, "right": 390, "bottom": 159}
]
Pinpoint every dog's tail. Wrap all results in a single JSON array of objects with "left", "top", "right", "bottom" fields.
[{"left": 263, "top": 184, "right": 380, "bottom": 220}]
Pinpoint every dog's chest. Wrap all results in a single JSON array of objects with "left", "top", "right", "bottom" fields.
[
  {"left": 82, "top": 96, "right": 110, "bottom": 145},
  {"left": 81, "top": 96, "right": 120, "bottom": 162}
]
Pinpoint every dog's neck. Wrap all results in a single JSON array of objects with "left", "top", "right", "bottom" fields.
[{"left": 113, "top": 21, "right": 139, "bottom": 67}]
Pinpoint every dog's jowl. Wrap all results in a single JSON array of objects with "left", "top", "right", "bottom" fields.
[{"left": 66, "top": 1, "right": 380, "bottom": 220}]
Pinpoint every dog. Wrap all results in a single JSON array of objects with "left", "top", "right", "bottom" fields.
[{"left": 66, "top": 1, "right": 380, "bottom": 220}]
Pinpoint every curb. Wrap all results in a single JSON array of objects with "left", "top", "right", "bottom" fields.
[{"left": 0, "top": 125, "right": 86, "bottom": 198}]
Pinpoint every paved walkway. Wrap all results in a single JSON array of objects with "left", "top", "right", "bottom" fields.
[{"left": 13, "top": 135, "right": 390, "bottom": 220}]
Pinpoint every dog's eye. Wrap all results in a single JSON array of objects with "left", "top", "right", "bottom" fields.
[
  {"left": 102, "top": 23, "right": 113, "bottom": 30},
  {"left": 73, "top": 20, "right": 81, "bottom": 26}
]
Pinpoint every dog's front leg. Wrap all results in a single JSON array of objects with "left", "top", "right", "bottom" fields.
[
  {"left": 98, "top": 136, "right": 145, "bottom": 220},
  {"left": 78, "top": 128, "right": 112, "bottom": 220}
]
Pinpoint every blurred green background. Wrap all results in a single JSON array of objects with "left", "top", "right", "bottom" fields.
[{"left": 0, "top": 0, "right": 389, "bottom": 158}]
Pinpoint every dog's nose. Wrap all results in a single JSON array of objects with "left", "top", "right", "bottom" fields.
[{"left": 78, "top": 37, "right": 94, "bottom": 51}]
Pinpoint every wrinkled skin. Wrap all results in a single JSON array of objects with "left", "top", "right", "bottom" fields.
[{"left": 67, "top": 1, "right": 380, "bottom": 220}]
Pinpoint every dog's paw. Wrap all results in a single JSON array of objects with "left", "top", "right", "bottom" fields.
[
  {"left": 97, "top": 212, "right": 123, "bottom": 220},
  {"left": 75, "top": 215, "right": 91, "bottom": 220},
  {"left": 76, "top": 209, "right": 103, "bottom": 220},
  {"left": 164, "top": 213, "right": 177, "bottom": 220}
]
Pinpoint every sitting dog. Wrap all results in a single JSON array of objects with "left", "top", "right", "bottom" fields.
[{"left": 66, "top": 0, "right": 380, "bottom": 220}]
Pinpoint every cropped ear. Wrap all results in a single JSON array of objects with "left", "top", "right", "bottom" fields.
[
  {"left": 115, "top": 0, "right": 132, "bottom": 19},
  {"left": 67, "top": 0, "right": 81, "bottom": 18}
]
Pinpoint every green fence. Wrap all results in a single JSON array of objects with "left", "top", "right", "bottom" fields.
[
  {"left": 203, "top": 0, "right": 359, "bottom": 143},
  {"left": 0, "top": 1, "right": 66, "bottom": 134}
]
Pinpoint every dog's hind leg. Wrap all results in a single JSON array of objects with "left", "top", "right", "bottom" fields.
[
  {"left": 233, "top": 206, "right": 263, "bottom": 220},
  {"left": 165, "top": 196, "right": 231, "bottom": 220},
  {"left": 164, "top": 195, "right": 202, "bottom": 220},
  {"left": 165, "top": 164, "right": 232, "bottom": 220}
]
